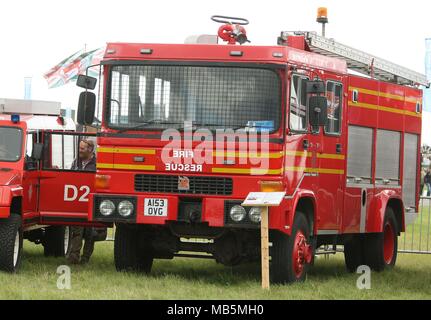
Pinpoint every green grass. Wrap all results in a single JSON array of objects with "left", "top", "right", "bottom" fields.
[{"left": 0, "top": 240, "right": 430, "bottom": 300}]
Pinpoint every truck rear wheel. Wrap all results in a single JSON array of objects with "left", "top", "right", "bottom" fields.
[
  {"left": 0, "top": 214, "right": 23, "bottom": 273},
  {"left": 344, "top": 235, "right": 364, "bottom": 273},
  {"left": 363, "top": 207, "right": 398, "bottom": 271},
  {"left": 271, "top": 211, "right": 312, "bottom": 284},
  {"left": 43, "top": 226, "right": 71, "bottom": 257},
  {"left": 114, "top": 224, "right": 153, "bottom": 273}
]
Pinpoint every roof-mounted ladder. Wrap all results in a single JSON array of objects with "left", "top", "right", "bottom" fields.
[{"left": 280, "top": 31, "right": 429, "bottom": 87}]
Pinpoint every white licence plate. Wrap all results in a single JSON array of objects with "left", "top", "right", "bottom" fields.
[{"left": 144, "top": 198, "right": 168, "bottom": 217}]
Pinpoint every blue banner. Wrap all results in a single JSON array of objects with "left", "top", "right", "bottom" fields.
[{"left": 24, "top": 77, "right": 32, "bottom": 100}]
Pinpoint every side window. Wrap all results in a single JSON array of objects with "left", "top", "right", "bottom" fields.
[
  {"left": 325, "top": 81, "right": 343, "bottom": 134},
  {"left": 25, "top": 133, "right": 34, "bottom": 159},
  {"left": 24, "top": 132, "right": 38, "bottom": 171},
  {"left": 289, "top": 75, "right": 308, "bottom": 131},
  {"left": 43, "top": 133, "right": 97, "bottom": 172}
]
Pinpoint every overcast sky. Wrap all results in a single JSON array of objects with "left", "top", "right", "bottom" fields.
[{"left": 0, "top": 0, "right": 430, "bottom": 143}]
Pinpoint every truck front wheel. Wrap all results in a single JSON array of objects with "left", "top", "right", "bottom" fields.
[
  {"left": 271, "top": 211, "right": 312, "bottom": 284},
  {"left": 114, "top": 224, "right": 153, "bottom": 273},
  {"left": 0, "top": 214, "right": 23, "bottom": 273},
  {"left": 43, "top": 226, "right": 71, "bottom": 257}
]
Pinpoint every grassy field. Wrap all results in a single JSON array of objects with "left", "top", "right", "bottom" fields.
[{"left": 0, "top": 239, "right": 430, "bottom": 300}]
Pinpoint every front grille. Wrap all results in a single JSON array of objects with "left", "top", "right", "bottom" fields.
[{"left": 134, "top": 175, "right": 233, "bottom": 195}]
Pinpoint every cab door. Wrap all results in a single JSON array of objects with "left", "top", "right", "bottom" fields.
[
  {"left": 22, "top": 131, "right": 40, "bottom": 224},
  {"left": 38, "top": 131, "right": 96, "bottom": 225},
  {"left": 315, "top": 78, "right": 346, "bottom": 232}
]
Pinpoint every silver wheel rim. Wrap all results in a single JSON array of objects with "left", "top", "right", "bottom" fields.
[
  {"left": 13, "top": 231, "right": 20, "bottom": 267},
  {"left": 64, "top": 227, "right": 70, "bottom": 255}
]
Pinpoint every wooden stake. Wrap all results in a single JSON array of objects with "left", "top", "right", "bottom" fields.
[{"left": 261, "top": 206, "right": 270, "bottom": 290}]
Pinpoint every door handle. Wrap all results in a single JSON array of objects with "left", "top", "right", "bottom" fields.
[{"left": 336, "top": 144, "right": 342, "bottom": 154}]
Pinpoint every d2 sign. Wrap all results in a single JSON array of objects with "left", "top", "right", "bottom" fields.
[
  {"left": 144, "top": 198, "right": 168, "bottom": 217},
  {"left": 64, "top": 185, "right": 90, "bottom": 202}
]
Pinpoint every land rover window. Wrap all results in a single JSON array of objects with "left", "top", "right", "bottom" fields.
[{"left": 0, "top": 127, "right": 22, "bottom": 162}]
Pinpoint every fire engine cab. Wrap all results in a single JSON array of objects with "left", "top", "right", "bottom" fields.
[
  {"left": 0, "top": 98, "right": 100, "bottom": 272},
  {"left": 78, "top": 15, "right": 426, "bottom": 283}
]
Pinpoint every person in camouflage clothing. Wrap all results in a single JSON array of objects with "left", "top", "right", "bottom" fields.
[{"left": 67, "top": 139, "right": 106, "bottom": 264}]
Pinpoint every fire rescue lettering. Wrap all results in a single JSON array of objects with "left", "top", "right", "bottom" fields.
[
  {"left": 173, "top": 150, "right": 194, "bottom": 158},
  {"left": 165, "top": 163, "right": 203, "bottom": 172},
  {"left": 165, "top": 150, "right": 202, "bottom": 172}
]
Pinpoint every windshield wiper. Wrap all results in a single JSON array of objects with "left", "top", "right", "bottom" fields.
[{"left": 117, "top": 119, "right": 184, "bottom": 133}]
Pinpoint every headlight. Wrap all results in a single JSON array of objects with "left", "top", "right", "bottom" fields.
[
  {"left": 249, "top": 207, "right": 262, "bottom": 223},
  {"left": 99, "top": 200, "right": 115, "bottom": 216},
  {"left": 229, "top": 205, "right": 246, "bottom": 222},
  {"left": 118, "top": 200, "right": 134, "bottom": 217}
]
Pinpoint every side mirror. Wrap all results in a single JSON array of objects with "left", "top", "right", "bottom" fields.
[
  {"left": 31, "top": 143, "right": 44, "bottom": 161},
  {"left": 76, "top": 74, "right": 97, "bottom": 90},
  {"left": 309, "top": 96, "right": 328, "bottom": 127},
  {"left": 77, "top": 92, "right": 96, "bottom": 126},
  {"left": 306, "top": 80, "right": 325, "bottom": 94}
]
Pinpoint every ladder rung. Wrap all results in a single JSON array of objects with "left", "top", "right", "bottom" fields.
[{"left": 282, "top": 31, "right": 429, "bottom": 86}]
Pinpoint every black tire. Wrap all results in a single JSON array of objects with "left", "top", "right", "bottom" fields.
[
  {"left": 271, "top": 211, "right": 312, "bottom": 284},
  {"left": 43, "top": 226, "right": 71, "bottom": 257},
  {"left": 363, "top": 207, "right": 398, "bottom": 272},
  {"left": 344, "top": 235, "right": 364, "bottom": 273},
  {"left": 114, "top": 224, "right": 153, "bottom": 273},
  {"left": 0, "top": 214, "right": 23, "bottom": 273}
]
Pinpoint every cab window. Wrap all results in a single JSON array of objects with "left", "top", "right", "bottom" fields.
[
  {"left": 289, "top": 75, "right": 308, "bottom": 132},
  {"left": 325, "top": 81, "right": 343, "bottom": 134},
  {"left": 24, "top": 132, "right": 40, "bottom": 170},
  {"left": 0, "top": 127, "right": 22, "bottom": 162},
  {"left": 42, "top": 132, "right": 97, "bottom": 172}
]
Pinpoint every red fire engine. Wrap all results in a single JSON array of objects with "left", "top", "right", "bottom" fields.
[
  {"left": 78, "top": 15, "right": 426, "bottom": 283},
  {"left": 0, "top": 98, "right": 101, "bottom": 272}
]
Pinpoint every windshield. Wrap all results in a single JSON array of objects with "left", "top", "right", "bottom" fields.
[
  {"left": 106, "top": 64, "right": 281, "bottom": 132},
  {"left": 0, "top": 127, "right": 23, "bottom": 162}
]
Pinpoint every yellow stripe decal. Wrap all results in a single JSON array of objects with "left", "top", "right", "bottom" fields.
[
  {"left": 285, "top": 151, "right": 345, "bottom": 160},
  {"left": 97, "top": 163, "right": 156, "bottom": 171},
  {"left": 285, "top": 150, "right": 310, "bottom": 157},
  {"left": 348, "top": 102, "right": 421, "bottom": 118},
  {"left": 285, "top": 166, "right": 345, "bottom": 175},
  {"left": 97, "top": 147, "right": 156, "bottom": 155},
  {"left": 315, "top": 168, "right": 345, "bottom": 175},
  {"left": 317, "top": 153, "right": 345, "bottom": 160},
  {"left": 213, "top": 151, "right": 283, "bottom": 159},
  {"left": 211, "top": 167, "right": 283, "bottom": 175},
  {"left": 349, "top": 86, "right": 420, "bottom": 104}
]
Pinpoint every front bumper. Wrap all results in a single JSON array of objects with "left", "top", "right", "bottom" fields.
[{"left": 89, "top": 193, "right": 267, "bottom": 229}]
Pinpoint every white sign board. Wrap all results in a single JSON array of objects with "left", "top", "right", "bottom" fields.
[{"left": 242, "top": 192, "right": 286, "bottom": 207}]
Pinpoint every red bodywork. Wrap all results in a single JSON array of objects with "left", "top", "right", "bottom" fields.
[
  {"left": 89, "top": 40, "right": 422, "bottom": 240},
  {"left": 0, "top": 117, "right": 102, "bottom": 230}
]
